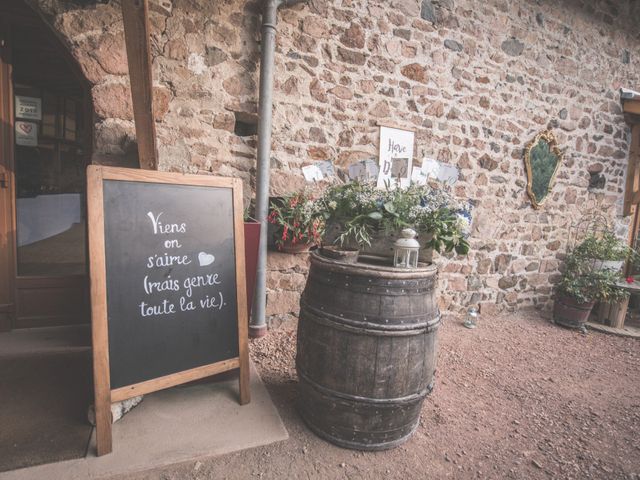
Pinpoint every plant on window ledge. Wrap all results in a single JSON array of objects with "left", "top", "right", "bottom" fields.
[{"left": 268, "top": 191, "right": 324, "bottom": 253}]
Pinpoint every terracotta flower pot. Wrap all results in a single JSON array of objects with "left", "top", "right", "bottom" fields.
[
  {"left": 279, "top": 241, "right": 312, "bottom": 254},
  {"left": 553, "top": 293, "right": 595, "bottom": 330},
  {"left": 320, "top": 245, "right": 359, "bottom": 263}
]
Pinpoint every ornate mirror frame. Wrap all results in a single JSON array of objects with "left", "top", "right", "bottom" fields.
[{"left": 524, "top": 130, "right": 563, "bottom": 209}]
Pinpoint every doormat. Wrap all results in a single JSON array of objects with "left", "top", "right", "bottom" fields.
[{"left": 0, "top": 351, "right": 93, "bottom": 472}]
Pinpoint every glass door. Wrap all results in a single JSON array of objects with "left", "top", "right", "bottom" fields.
[
  {"left": 0, "top": 8, "right": 93, "bottom": 330},
  {"left": 13, "top": 87, "right": 90, "bottom": 328}
]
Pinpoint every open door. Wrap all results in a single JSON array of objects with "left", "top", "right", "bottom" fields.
[{"left": 0, "top": 3, "right": 92, "bottom": 330}]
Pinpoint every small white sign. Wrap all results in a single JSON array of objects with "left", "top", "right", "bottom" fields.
[
  {"left": 15, "top": 121, "right": 38, "bottom": 146},
  {"left": 302, "top": 165, "right": 323, "bottom": 182},
  {"left": 377, "top": 126, "right": 414, "bottom": 189},
  {"left": 15, "top": 96, "right": 42, "bottom": 120}
]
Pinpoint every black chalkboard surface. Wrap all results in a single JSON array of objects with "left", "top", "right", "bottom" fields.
[
  {"left": 103, "top": 180, "right": 239, "bottom": 388},
  {"left": 87, "top": 166, "right": 250, "bottom": 456}
]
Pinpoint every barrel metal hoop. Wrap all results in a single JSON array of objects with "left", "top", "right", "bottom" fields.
[
  {"left": 314, "top": 269, "right": 438, "bottom": 288},
  {"left": 307, "top": 276, "right": 436, "bottom": 296},
  {"left": 309, "top": 251, "right": 438, "bottom": 279},
  {"left": 300, "top": 301, "right": 441, "bottom": 335},
  {"left": 298, "top": 414, "right": 420, "bottom": 452},
  {"left": 298, "top": 368, "right": 430, "bottom": 406}
]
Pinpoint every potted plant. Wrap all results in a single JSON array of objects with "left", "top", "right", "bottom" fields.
[
  {"left": 575, "top": 232, "right": 637, "bottom": 272},
  {"left": 267, "top": 191, "right": 324, "bottom": 253},
  {"left": 316, "top": 181, "right": 470, "bottom": 261},
  {"left": 554, "top": 239, "right": 628, "bottom": 332}
]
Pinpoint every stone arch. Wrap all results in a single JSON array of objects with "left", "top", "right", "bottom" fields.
[{"left": 25, "top": 0, "right": 173, "bottom": 168}]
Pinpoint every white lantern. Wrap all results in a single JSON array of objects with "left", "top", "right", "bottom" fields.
[
  {"left": 463, "top": 307, "right": 479, "bottom": 329},
  {"left": 393, "top": 228, "right": 420, "bottom": 269}
]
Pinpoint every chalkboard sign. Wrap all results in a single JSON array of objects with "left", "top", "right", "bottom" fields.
[{"left": 87, "top": 166, "right": 249, "bottom": 456}]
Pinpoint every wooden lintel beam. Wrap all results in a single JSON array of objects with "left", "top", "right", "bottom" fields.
[
  {"left": 623, "top": 100, "right": 640, "bottom": 117},
  {"left": 121, "top": 0, "right": 157, "bottom": 170}
]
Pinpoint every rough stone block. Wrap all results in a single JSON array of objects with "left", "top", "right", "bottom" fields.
[
  {"left": 266, "top": 290, "right": 301, "bottom": 316},
  {"left": 501, "top": 37, "right": 525, "bottom": 56},
  {"left": 400, "top": 63, "right": 428, "bottom": 83}
]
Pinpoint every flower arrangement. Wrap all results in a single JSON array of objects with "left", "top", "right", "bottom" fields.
[
  {"left": 268, "top": 191, "right": 323, "bottom": 251},
  {"left": 315, "top": 181, "right": 470, "bottom": 255}
]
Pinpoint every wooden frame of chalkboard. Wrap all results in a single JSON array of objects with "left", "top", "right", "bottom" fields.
[{"left": 87, "top": 166, "right": 250, "bottom": 456}]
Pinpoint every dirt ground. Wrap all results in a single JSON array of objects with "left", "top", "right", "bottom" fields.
[{"left": 121, "top": 311, "right": 640, "bottom": 480}]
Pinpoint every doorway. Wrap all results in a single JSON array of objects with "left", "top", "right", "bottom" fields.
[{"left": 0, "top": 2, "right": 92, "bottom": 330}]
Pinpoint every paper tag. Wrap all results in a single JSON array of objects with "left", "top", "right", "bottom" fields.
[
  {"left": 348, "top": 159, "right": 379, "bottom": 182},
  {"left": 302, "top": 165, "right": 323, "bottom": 182},
  {"left": 316, "top": 161, "right": 335, "bottom": 177},
  {"left": 416, "top": 158, "right": 459, "bottom": 185}
]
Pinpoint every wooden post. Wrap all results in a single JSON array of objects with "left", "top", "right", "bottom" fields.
[
  {"left": 87, "top": 167, "right": 113, "bottom": 455},
  {"left": 233, "top": 178, "right": 251, "bottom": 405},
  {"left": 609, "top": 297, "right": 630, "bottom": 329},
  {"left": 121, "top": 0, "right": 157, "bottom": 170}
]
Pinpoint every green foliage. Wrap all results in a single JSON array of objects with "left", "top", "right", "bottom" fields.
[
  {"left": 316, "top": 182, "right": 470, "bottom": 254},
  {"left": 575, "top": 232, "right": 638, "bottom": 262},
  {"left": 557, "top": 237, "right": 629, "bottom": 304}
]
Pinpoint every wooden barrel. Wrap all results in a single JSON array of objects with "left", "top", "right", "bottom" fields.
[{"left": 296, "top": 252, "right": 440, "bottom": 450}]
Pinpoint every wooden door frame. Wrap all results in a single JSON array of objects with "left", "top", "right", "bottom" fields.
[{"left": 0, "top": 19, "right": 16, "bottom": 331}]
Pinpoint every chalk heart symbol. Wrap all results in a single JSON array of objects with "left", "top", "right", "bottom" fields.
[{"left": 198, "top": 252, "right": 215, "bottom": 267}]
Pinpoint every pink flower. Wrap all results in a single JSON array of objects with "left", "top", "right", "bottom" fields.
[{"left": 626, "top": 276, "right": 634, "bottom": 284}]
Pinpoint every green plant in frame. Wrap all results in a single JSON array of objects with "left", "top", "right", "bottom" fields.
[{"left": 524, "top": 130, "right": 563, "bottom": 209}]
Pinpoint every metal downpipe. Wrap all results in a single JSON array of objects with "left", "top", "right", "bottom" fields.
[{"left": 251, "top": 0, "right": 306, "bottom": 337}]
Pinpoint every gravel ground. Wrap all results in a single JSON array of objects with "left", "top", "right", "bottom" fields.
[{"left": 121, "top": 311, "right": 640, "bottom": 480}]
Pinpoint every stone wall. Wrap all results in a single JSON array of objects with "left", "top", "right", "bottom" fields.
[{"left": 32, "top": 0, "right": 640, "bottom": 323}]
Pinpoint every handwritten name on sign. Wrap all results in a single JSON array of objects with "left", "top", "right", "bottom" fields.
[{"left": 102, "top": 180, "right": 239, "bottom": 390}]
